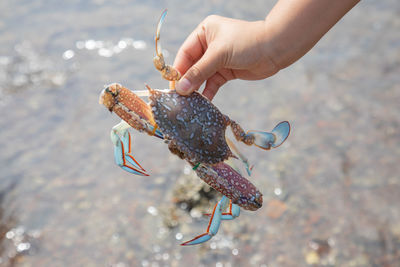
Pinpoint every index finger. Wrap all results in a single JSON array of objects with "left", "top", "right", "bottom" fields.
[{"left": 173, "top": 24, "right": 207, "bottom": 76}]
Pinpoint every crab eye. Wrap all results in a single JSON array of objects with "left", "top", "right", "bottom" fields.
[
  {"left": 104, "top": 86, "right": 119, "bottom": 97},
  {"left": 105, "top": 86, "right": 115, "bottom": 95}
]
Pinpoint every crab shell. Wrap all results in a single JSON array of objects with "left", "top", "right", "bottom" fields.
[
  {"left": 148, "top": 89, "right": 263, "bottom": 210},
  {"left": 149, "top": 89, "right": 235, "bottom": 165},
  {"left": 100, "top": 84, "right": 263, "bottom": 211}
]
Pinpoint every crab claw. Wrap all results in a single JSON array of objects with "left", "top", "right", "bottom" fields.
[
  {"left": 248, "top": 121, "right": 291, "bottom": 150},
  {"left": 181, "top": 196, "right": 240, "bottom": 246},
  {"left": 111, "top": 121, "right": 149, "bottom": 176}
]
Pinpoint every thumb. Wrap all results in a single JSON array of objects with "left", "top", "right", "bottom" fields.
[{"left": 176, "top": 47, "right": 223, "bottom": 95}]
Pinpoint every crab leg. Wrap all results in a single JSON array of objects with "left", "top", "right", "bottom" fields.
[
  {"left": 226, "top": 137, "right": 254, "bottom": 176},
  {"left": 181, "top": 196, "right": 240, "bottom": 246},
  {"left": 153, "top": 9, "right": 181, "bottom": 83},
  {"left": 110, "top": 121, "right": 149, "bottom": 176},
  {"left": 129, "top": 88, "right": 171, "bottom": 97},
  {"left": 204, "top": 198, "right": 241, "bottom": 219},
  {"left": 182, "top": 160, "right": 260, "bottom": 246},
  {"left": 229, "top": 120, "right": 291, "bottom": 150}
]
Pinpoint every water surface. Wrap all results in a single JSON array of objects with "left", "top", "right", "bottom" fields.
[{"left": 0, "top": 0, "right": 399, "bottom": 266}]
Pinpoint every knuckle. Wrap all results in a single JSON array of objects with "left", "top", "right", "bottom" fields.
[
  {"left": 203, "top": 15, "right": 221, "bottom": 26},
  {"left": 211, "top": 73, "right": 227, "bottom": 88},
  {"left": 182, "top": 49, "right": 196, "bottom": 66},
  {"left": 206, "top": 14, "right": 219, "bottom": 21},
  {"left": 188, "top": 65, "right": 205, "bottom": 84}
]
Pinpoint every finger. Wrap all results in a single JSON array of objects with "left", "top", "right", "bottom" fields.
[
  {"left": 202, "top": 71, "right": 232, "bottom": 100},
  {"left": 173, "top": 25, "right": 207, "bottom": 76},
  {"left": 176, "top": 45, "right": 224, "bottom": 95}
]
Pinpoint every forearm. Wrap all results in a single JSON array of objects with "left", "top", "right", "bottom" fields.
[{"left": 263, "top": 0, "right": 360, "bottom": 69}]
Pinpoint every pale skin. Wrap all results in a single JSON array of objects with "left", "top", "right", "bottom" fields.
[{"left": 174, "top": 0, "right": 360, "bottom": 100}]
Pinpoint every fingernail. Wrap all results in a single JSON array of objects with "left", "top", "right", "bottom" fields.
[{"left": 176, "top": 78, "right": 192, "bottom": 93}]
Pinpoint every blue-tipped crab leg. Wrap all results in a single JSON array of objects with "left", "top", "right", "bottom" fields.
[
  {"left": 153, "top": 9, "right": 181, "bottom": 84},
  {"left": 226, "top": 137, "right": 254, "bottom": 176},
  {"left": 248, "top": 121, "right": 291, "bottom": 149},
  {"left": 111, "top": 120, "right": 149, "bottom": 176},
  {"left": 181, "top": 196, "right": 240, "bottom": 246},
  {"left": 230, "top": 121, "right": 291, "bottom": 150},
  {"left": 204, "top": 198, "right": 241, "bottom": 220},
  {"left": 155, "top": 9, "right": 167, "bottom": 58}
]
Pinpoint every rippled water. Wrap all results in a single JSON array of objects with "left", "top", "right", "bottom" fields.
[{"left": 0, "top": 0, "right": 399, "bottom": 266}]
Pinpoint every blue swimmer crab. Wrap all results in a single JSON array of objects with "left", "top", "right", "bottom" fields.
[{"left": 99, "top": 10, "right": 290, "bottom": 246}]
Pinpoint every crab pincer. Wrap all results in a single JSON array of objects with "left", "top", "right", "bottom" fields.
[
  {"left": 100, "top": 83, "right": 164, "bottom": 175},
  {"left": 180, "top": 161, "right": 261, "bottom": 246}
]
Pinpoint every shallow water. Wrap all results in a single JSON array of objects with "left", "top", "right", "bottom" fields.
[{"left": 0, "top": 0, "right": 399, "bottom": 266}]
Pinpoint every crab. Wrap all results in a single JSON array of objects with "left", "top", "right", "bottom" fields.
[{"left": 99, "top": 10, "right": 290, "bottom": 246}]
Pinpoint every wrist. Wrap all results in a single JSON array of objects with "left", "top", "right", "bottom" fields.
[
  {"left": 245, "top": 20, "right": 281, "bottom": 77},
  {"left": 255, "top": 19, "right": 283, "bottom": 74}
]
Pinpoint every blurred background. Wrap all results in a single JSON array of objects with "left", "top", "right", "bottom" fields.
[{"left": 0, "top": 0, "right": 399, "bottom": 266}]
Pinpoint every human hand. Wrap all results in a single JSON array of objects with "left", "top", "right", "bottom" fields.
[
  {"left": 173, "top": 0, "right": 360, "bottom": 100},
  {"left": 173, "top": 15, "right": 279, "bottom": 100}
]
